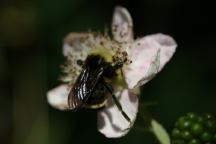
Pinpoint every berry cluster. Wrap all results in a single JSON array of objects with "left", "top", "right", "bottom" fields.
[{"left": 172, "top": 113, "right": 216, "bottom": 144}]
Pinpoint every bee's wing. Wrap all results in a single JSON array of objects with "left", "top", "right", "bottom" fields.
[{"left": 68, "top": 67, "right": 104, "bottom": 110}]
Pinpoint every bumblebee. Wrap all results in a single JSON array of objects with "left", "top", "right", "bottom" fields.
[{"left": 68, "top": 54, "right": 131, "bottom": 123}]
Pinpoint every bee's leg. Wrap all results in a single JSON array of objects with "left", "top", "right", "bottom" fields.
[
  {"left": 103, "top": 82, "right": 132, "bottom": 127},
  {"left": 76, "top": 59, "right": 84, "bottom": 66}
]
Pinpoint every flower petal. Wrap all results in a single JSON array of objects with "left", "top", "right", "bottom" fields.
[
  {"left": 112, "top": 6, "right": 133, "bottom": 43},
  {"left": 124, "top": 33, "right": 177, "bottom": 89},
  {"left": 47, "top": 84, "right": 69, "bottom": 110},
  {"left": 63, "top": 32, "right": 91, "bottom": 57},
  {"left": 61, "top": 33, "right": 93, "bottom": 83},
  {"left": 97, "top": 89, "right": 138, "bottom": 138}
]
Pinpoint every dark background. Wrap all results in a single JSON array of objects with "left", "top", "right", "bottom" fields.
[{"left": 0, "top": 0, "right": 215, "bottom": 144}]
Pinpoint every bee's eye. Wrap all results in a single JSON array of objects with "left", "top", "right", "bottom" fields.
[{"left": 77, "top": 59, "right": 84, "bottom": 66}]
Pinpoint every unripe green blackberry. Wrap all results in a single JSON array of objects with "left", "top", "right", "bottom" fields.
[
  {"left": 190, "top": 122, "right": 204, "bottom": 136},
  {"left": 171, "top": 113, "right": 216, "bottom": 144},
  {"left": 188, "top": 139, "right": 201, "bottom": 144}
]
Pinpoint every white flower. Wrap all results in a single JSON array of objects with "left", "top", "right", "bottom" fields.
[{"left": 47, "top": 6, "right": 177, "bottom": 138}]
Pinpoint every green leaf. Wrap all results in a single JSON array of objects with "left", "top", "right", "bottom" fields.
[{"left": 151, "top": 119, "right": 171, "bottom": 144}]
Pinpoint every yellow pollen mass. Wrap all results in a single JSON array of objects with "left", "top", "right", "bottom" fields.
[{"left": 89, "top": 48, "right": 113, "bottom": 62}]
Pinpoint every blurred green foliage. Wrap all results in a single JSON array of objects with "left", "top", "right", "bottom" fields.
[{"left": 0, "top": 0, "right": 215, "bottom": 144}]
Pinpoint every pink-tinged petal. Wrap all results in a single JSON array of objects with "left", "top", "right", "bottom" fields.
[
  {"left": 97, "top": 89, "right": 138, "bottom": 138},
  {"left": 112, "top": 6, "right": 133, "bottom": 43},
  {"left": 124, "top": 33, "right": 177, "bottom": 89},
  {"left": 47, "top": 84, "right": 69, "bottom": 110},
  {"left": 63, "top": 33, "right": 91, "bottom": 57}
]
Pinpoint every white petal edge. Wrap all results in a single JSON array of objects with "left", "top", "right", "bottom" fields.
[
  {"left": 124, "top": 33, "right": 177, "bottom": 89},
  {"left": 112, "top": 6, "right": 133, "bottom": 43},
  {"left": 97, "top": 89, "right": 138, "bottom": 138},
  {"left": 47, "top": 84, "right": 69, "bottom": 111},
  {"left": 63, "top": 32, "right": 91, "bottom": 57}
]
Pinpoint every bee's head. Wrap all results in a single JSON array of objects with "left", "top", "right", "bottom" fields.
[{"left": 85, "top": 54, "right": 106, "bottom": 68}]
